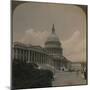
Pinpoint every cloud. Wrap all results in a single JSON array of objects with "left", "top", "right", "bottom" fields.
[
  {"left": 62, "top": 30, "right": 86, "bottom": 62},
  {"left": 19, "top": 28, "right": 50, "bottom": 47}
]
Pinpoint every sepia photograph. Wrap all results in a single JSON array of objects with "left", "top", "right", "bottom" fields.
[{"left": 12, "top": 0, "right": 87, "bottom": 89}]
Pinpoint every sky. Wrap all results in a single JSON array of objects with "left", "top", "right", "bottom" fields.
[{"left": 13, "top": 2, "right": 86, "bottom": 62}]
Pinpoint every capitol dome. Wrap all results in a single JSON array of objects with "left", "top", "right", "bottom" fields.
[
  {"left": 45, "top": 24, "right": 61, "bottom": 48},
  {"left": 47, "top": 30, "right": 59, "bottom": 42}
]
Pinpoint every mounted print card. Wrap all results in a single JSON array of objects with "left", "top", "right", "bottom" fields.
[{"left": 12, "top": 0, "right": 88, "bottom": 89}]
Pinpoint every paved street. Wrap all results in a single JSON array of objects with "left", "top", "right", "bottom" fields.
[{"left": 52, "top": 71, "right": 86, "bottom": 86}]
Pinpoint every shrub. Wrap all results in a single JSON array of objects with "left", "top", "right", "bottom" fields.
[{"left": 12, "top": 61, "right": 54, "bottom": 89}]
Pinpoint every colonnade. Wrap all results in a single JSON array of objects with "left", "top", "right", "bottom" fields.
[
  {"left": 46, "top": 48, "right": 62, "bottom": 55},
  {"left": 27, "top": 50, "right": 48, "bottom": 64},
  {"left": 13, "top": 47, "right": 53, "bottom": 65},
  {"left": 14, "top": 48, "right": 28, "bottom": 62}
]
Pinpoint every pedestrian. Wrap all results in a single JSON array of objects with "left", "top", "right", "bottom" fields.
[{"left": 84, "top": 70, "right": 87, "bottom": 80}]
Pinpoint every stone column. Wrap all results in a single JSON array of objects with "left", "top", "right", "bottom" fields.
[
  {"left": 30, "top": 50, "right": 32, "bottom": 63},
  {"left": 35, "top": 52, "right": 37, "bottom": 64},
  {"left": 46, "top": 55, "right": 47, "bottom": 64},
  {"left": 14, "top": 48, "right": 16, "bottom": 60},
  {"left": 33, "top": 51, "right": 35, "bottom": 63},
  {"left": 22, "top": 49, "right": 23, "bottom": 61},
  {"left": 45, "top": 55, "right": 47, "bottom": 64},
  {"left": 34, "top": 51, "right": 36, "bottom": 63},
  {"left": 32, "top": 51, "right": 34, "bottom": 63},
  {"left": 42, "top": 54, "right": 43, "bottom": 64},
  {"left": 38, "top": 53, "right": 40, "bottom": 64},
  {"left": 23, "top": 50, "right": 25, "bottom": 62},
  {"left": 36, "top": 52, "right": 38, "bottom": 63},
  {"left": 44, "top": 55, "right": 46, "bottom": 64},
  {"left": 27, "top": 50, "right": 28, "bottom": 62},
  {"left": 22, "top": 50, "right": 24, "bottom": 62},
  {"left": 24, "top": 50, "right": 25, "bottom": 61},
  {"left": 14, "top": 48, "right": 15, "bottom": 59},
  {"left": 19, "top": 49, "right": 21, "bottom": 60},
  {"left": 34, "top": 51, "right": 35, "bottom": 63},
  {"left": 25, "top": 50, "right": 27, "bottom": 62},
  {"left": 28, "top": 50, "right": 30, "bottom": 63},
  {"left": 43, "top": 54, "right": 45, "bottom": 64},
  {"left": 17, "top": 49, "right": 19, "bottom": 60},
  {"left": 35, "top": 52, "right": 36, "bottom": 63},
  {"left": 27, "top": 50, "right": 28, "bottom": 63},
  {"left": 39, "top": 53, "right": 41, "bottom": 64},
  {"left": 12, "top": 48, "right": 14, "bottom": 60},
  {"left": 43, "top": 54, "right": 44, "bottom": 64},
  {"left": 16, "top": 48, "right": 17, "bottom": 60},
  {"left": 40, "top": 53, "right": 42, "bottom": 64},
  {"left": 41, "top": 54, "right": 43, "bottom": 64},
  {"left": 29, "top": 50, "right": 31, "bottom": 62},
  {"left": 31, "top": 50, "right": 33, "bottom": 63},
  {"left": 23, "top": 50, "right": 25, "bottom": 61},
  {"left": 44, "top": 54, "right": 45, "bottom": 64},
  {"left": 20, "top": 49, "right": 21, "bottom": 61}
]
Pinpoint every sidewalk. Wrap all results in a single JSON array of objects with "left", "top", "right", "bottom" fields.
[{"left": 52, "top": 71, "right": 86, "bottom": 86}]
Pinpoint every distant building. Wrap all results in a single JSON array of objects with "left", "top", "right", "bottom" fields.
[
  {"left": 12, "top": 24, "right": 71, "bottom": 71},
  {"left": 71, "top": 62, "right": 83, "bottom": 71}
]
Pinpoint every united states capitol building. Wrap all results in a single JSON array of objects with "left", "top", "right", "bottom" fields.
[{"left": 13, "top": 24, "right": 71, "bottom": 71}]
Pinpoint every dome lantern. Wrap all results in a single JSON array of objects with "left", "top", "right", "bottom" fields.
[{"left": 52, "top": 24, "right": 55, "bottom": 33}]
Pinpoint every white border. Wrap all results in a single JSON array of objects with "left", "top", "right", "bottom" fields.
[
  {"left": 0, "top": 0, "right": 89, "bottom": 90},
  {"left": 0, "top": 0, "right": 10, "bottom": 90},
  {"left": 15, "top": 0, "right": 88, "bottom": 5}
]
